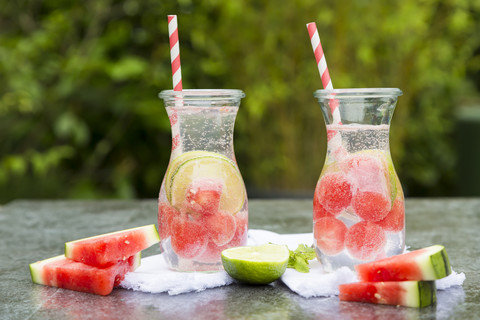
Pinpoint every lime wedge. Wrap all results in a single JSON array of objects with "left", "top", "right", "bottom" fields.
[
  {"left": 221, "top": 244, "right": 290, "bottom": 284},
  {"left": 166, "top": 151, "right": 245, "bottom": 214}
]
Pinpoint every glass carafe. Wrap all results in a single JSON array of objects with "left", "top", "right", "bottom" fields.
[
  {"left": 158, "top": 89, "right": 248, "bottom": 272},
  {"left": 313, "top": 88, "right": 405, "bottom": 271}
]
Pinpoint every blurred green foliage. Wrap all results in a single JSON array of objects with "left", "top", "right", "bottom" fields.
[{"left": 0, "top": 0, "right": 479, "bottom": 203}]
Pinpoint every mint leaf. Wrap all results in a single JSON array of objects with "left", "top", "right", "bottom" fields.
[
  {"left": 293, "top": 257, "right": 310, "bottom": 273},
  {"left": 287, "top": 244, "right": 316, "bottom": 273}
]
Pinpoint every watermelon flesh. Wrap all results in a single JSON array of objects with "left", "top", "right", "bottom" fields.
[
  {"left": 65, "top": 224, "right": 160, "bottom": 268},
  {"left": 339, "top": 281, "right": 436, "bottom": 308},
  {"left": 30, "top": 253, "right": 140, "bottom": 296},
  {"left": 355, "top": 245, "right": 451, "bottom": 282}
]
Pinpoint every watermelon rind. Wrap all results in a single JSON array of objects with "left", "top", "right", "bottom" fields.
[
  {"left": 403, "top": 281, "right": 437, "bottom": 308},
  {"left": 355, "top": 245, "right": 451, "bottom": 282},
  {"left": 416, "top": 245, "right": 451, "bottom": 280},
  {"left": 65, "top": 224, "right": 160, "bottom": 252},
  {"left": 339, "top": 281, "right": 436, "bottom": 308},
  {"left": 132, "top": 251, "right": 142, "bottom": 269},
  {"left": 29, "top": 255, "right": 64, "bottom": 285},
  {"left": 64, "top": 224, "right": 159, "bottom": 265},
  {"left": 29, "top": 252, "right": 141, "bottom": 295}
]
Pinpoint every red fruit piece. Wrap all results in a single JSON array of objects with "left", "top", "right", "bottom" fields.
[
  {"left": 230, "top": 210, "right": 248, "bottom": 247},
  {"left": 376, "top": 198, "right": 405, "bottom": 232},
  {"left": 313, "top": 194, "right": 334, "bottom": 222},
  {"left": 315, "top": 172, "right": 353, "bottom": 215},
  {"left": 170, "top": 213, "right": 208, "bottom": 259},
  {"left": 195, "top": 240, "right": 223, "bottom": 264},
  {"left": 314, "top": 217, "right": 348, "bottom": 255},
  {"left": 352, "top": 191, "right": 391, "bottom": 222},
  {"left": 345, "top": 221, "right": 386, "bottom": 261},
  {"left": 204, "top": 211, "right": 236, "bottom": 246},
  {"left": 158, "top": 202, "right": 179, "bottom": 239},
  {"left": 341, "top": 153, "right": 387, "bottom": 188},
  {"left": 196, "top": 211, "right": 247, "bottom": 264},
  {"left": 185, "top": 178, "right": 223, "bottom": 217}
]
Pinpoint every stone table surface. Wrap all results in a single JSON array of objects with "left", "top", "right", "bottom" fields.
[{"left": 0, "top": 199, "right": 478, "bottom": 320}]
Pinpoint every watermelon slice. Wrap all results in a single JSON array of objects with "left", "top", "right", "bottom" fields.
[
  {"left": 355, "top": 245, "right": 451, "bottom": 282},
  {"left": 30, "top": 253, "right": 140, "bottom": 296},
  {"left": 65, "top": 225, "right": 160, "bottom": 268},
  {"left": 339, "top": 281, "right": 436, "bottom": 308}
]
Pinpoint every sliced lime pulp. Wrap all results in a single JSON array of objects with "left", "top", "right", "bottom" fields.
[
  {"left": 221, "top": 244, "right": 290, "bottom": 284},
  {"left": 165, "top": 151, "right": 245, "bottom": 214}
]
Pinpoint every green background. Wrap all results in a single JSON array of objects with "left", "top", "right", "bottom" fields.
[{"left": 0, "top": 0, "right": 479, "bottom": 203}]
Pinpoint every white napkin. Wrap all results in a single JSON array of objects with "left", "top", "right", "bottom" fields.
[
  {"left": 120, "top": 229, "right": 465, "bottom": 296},
  {"left": 280, "top": 255, "right": 466, "bottom": 298}
]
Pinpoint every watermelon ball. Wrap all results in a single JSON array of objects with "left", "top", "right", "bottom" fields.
[
  {"left": 313, "top": 193, "right": 334, "bottom": 222},
  {"left": 230, "top": 210, "right": 248, "bottom": 247},
  {"left": 204, "top": 210, "right": 236, "bottom": 246},
  {"left": 345, "top": 221, "right": 386, "bottom": 261},
  {"left": 170, "top": 213, "right": 208, "bottom": 259},
  {"left": 315, "top": 172, "right": 353, "bottom": 215},
  {"left": 376, "top": 198, "right": 405, "bottom": 232},
  {"left": 195, "top": 240, "right": 223, "bottom": 263},
  {"left": 341, "top": 153, "right": 386, "bottom": 187},
  {"left": 197, "top": 211, "right": 248, "bottom": 263},
  {"left": 352, "top": 191, "right": 391, "bottom": 222},
  {"left": 158, "top": 202, "right": 179, "bottom": 239},
  {"left": 184, "top": 178, "right": 223, "bottom": 217},
  {"left": 314, "top": 217, "right": 348, "bottom": 256}
]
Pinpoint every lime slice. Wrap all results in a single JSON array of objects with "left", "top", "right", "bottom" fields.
[
  {"left": 221, "top": 244, "right": 290, "bottom": 284},
  {"left": 166, "top": 151, "right": 245, "bottom": 214},
  {"left": 165, "top": 151, "right": 211, "bottom": 187}
]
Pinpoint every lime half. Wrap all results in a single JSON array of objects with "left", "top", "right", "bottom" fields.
[
  {"left": 221, "top": 244, "right": 290, "bottom": 284},
  {"left": 165, "top": 151, "right": 245, "bottom": 214}
]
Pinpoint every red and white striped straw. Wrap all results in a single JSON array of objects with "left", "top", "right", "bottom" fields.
[
  {"left": 307, "top": 22, "right": 346, "bottom": 159},
  {"left": 306, "top": 22, "right": 342, "bottom": 125},
  {"left": 168, "top": 15, "right": 182, "bottom": 152},
  {"left": 168, "top": 15, "right": 182, "bottom": 91}
]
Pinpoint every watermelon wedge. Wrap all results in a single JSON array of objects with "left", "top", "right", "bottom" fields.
[
  {"left": 65, "top": 225, "right": 160, "bottom": 267},
  {"left": 339, "top": 281, "right": 436, "bottom": 308},
  {"left": 355, "top": 245, "right": 451, "bottom": 282},
  {"left": 30, "top": 253, "right": 140, "bottom": 296}
]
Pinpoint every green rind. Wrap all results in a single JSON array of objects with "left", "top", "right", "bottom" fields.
[
  {"left": 418, "top": 245, "right": 452, "bottom": 280},
  {"left": 30, "top": 252, "right": 141, "bottom": 286},
  {"left": 356, "top": 245, "right": 451, "bottom": 282},
  {"left": 132, "top": 251, "right": 142, "bottom": 270},
  {"left": 418, "top": 281, "right": 436, "bottom": 308},
  {"left": 29, "top": 255, "right": 65, "bottom": 285},
  {"left": 340, "top": 281, "right": 436, "bottom": 308},
  {"left": 402, "top": 281, "right": 436, "bottom": 307},
  {"left": 64, "top": 224, "right": 160, "bottom": 258}
]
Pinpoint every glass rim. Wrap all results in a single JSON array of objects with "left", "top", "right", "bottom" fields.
[
  {"left": 159, "top": 89, "right": 245, "bottom": 100},
  {"left": 314, "top": 88, "right": 403, "bottom": 98}
]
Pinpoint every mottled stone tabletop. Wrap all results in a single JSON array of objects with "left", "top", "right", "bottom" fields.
[{"left": 0, "top": 199, "right": 478, "bottom": 319}]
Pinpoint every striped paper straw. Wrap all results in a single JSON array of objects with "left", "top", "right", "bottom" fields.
[
  {"left": 168, "top": 15, "right": 182, "bottom": 152},
  {"left": 168, "top": 15, "right": 182, "bottom": 91},
  {"left": 306, "top": 22, "right": 341, "bottom": 124},
  {"left": 307, "top": 22, "right": 345, "bottom": 159}
]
